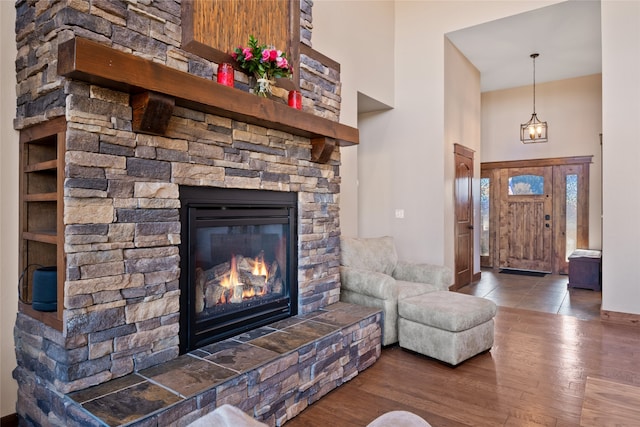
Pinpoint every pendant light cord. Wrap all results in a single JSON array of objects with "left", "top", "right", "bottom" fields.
[{"left": 531, "top": 53, "right": 538, "bottom": 115}]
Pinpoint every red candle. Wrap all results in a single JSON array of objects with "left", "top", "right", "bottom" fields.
[
  {"left": 288, "top": 90, "right": 302, "bottom": 110},
  {"left": 217, "top": 63, "right": 234, "bottom": 87}
]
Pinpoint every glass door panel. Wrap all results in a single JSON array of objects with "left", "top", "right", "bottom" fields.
[
  {"left": 480, "top": 177, "right": 490, "bottom": 258},
  {"left": 565, "top": 174, "right": 578, "bottom": 260}
]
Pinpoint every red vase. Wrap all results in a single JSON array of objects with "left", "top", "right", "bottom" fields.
[
  {"left": 217, "top": 63, "right": 234, "bottom": 87},
  {"left": 288, "top": 90, "right": 302, "bottom": 110}
]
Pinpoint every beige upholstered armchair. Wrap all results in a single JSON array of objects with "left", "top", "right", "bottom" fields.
[{"left": 339, "top": 236, "right": 453, "bottom": 346}]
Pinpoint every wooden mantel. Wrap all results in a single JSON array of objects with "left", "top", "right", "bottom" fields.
[{"left": 57, "top": 37, "right": 358, "bottom": 161}]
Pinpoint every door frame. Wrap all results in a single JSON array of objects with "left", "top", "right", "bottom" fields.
[{"left": 481, "top": 156, "right": 591, "bottom": 275}]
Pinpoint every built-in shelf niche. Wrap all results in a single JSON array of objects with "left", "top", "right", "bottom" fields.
[{"left": 19, "top": 117, "right": 66, "bottom": 330}]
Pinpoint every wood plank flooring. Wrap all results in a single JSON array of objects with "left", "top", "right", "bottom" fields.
[
  {"left": 285, "top": 307, "right": 640, "bottom": 426},
  {"left": 581, "top": 377, "right": 640, "bottom": 426}
]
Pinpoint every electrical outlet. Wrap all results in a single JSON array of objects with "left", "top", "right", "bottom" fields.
[{"left": 395, "top": 209, "right": 405, "bottom": 219}]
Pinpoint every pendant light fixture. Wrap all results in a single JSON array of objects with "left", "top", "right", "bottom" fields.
[{"left": 520, "top": 53, "right": 548, "bottom": 143}]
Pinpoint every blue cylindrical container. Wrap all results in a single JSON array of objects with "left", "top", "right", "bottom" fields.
[{"left": 32, "top": 266, "right": 57, "bottom": 312}]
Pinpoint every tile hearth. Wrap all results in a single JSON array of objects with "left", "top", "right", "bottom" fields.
[{"left": 67, "top": 303, "right": 381, "bottom": 427}]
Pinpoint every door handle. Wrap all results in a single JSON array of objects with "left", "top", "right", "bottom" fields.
[{"left": 468, "top": 225, "right": 474, "bottom": 230}]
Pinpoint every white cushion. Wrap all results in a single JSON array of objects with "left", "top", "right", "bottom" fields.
[
  {"left": 187, "top": 405, "right": 267, "bottom": 427},
  {"left": 367, "top": 410, "right": 432, "bottom": 427}
]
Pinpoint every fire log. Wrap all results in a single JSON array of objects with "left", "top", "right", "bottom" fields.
[{"left": 205, "top": 283, "right": 226, "bottom": 307}]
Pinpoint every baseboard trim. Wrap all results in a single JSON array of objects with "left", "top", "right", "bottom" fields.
[
  {"left": 0, "top": 413, "right": 18, "bottom": 427},
  {"left": 472, "top": 271, "right": 482, "bottom": 282},
  {"left": 601, "top": 310, "right": 640, "bottom": 326}
]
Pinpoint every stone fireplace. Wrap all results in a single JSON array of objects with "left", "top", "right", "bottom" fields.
[
  {"left": 12, "top": 1, "right": 381, "bottom": 426},
  {"left": 179, "top": 186, "right": 299, "bottom": 352}
]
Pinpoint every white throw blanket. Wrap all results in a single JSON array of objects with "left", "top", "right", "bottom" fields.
[
  {"left": 187, "top": 405, "right": 267, "bottom": 427},
  {"left": 187, "top": 405, "right": 432, "bottom": 427}
]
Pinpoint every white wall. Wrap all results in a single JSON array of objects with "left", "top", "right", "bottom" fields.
[
  {"left": 312, "top": 0, "right": 395, "bottom": 238},
  {"left": 357, "top": 109, "right": 396, "bottom": 236},
  {"left": 482, "top": 74, "right": 603, "bottom": 250},
  {"left": 1, "top": 1, "right": 18, "bottom": 417},
  {"left": 601, "top": 0, "right": 640, "bottom": 315},
  {"left": 329, "top": 1, "right": 559, "bottom": 266},
  {"left": 444, "top": 39, "right": 481, "bottom": 273},
  {"left": 390, "top": 1, "right": 566, "bottom": 266}
]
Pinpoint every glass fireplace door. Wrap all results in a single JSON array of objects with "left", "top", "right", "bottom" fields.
[
  {"left": 193, "top": 213, "right": 290, "bottom": 323},
  {"left": 179, "top": 187, "right": 297, "bottom": 352}
]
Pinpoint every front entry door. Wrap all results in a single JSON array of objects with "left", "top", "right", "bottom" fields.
[{"left": 498, "top": 166, "right": 553, "bottom": 272}]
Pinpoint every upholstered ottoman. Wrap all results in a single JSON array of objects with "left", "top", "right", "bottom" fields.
[{"left": 398, "top": 291, "right": 497, "bottom": 366}]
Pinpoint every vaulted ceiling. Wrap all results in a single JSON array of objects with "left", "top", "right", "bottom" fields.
[
  {"left": 446, "top": 1, "right": 602, "bottom": 93},
  {"left": 357, "top": 1, "right": 602, "bottom": 113}
]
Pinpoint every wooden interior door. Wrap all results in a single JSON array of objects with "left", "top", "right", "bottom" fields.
[
  {"left": 453, "top": 144, "right": 474, "bottom": 290},
  {"left": 499, "top": 166, "right": 553, "bottom": 272}
]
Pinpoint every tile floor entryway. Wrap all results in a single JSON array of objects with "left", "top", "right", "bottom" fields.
[{"left": 458, "top": 269, "right": 602, "bottom": 321}]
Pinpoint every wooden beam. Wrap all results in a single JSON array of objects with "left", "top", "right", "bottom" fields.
[
  {"left": 132, "top": 91, "right": 175, "bottom": 135},
  {"left": 311, "top": 138, "right": 336, "bottom": 164},
  {"left": 481, "top": 156, "right": 593, "bottom": 171},
  {"left": 57, "top": 37, "right": 358, "bottom": 147}
]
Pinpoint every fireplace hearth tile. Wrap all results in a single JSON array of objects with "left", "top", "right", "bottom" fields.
[
  {"left": 138, "top": 354, "right": 237, "bottom": 397},
  {"left": 78, "top": 380, "right": 182, "bottom": 427},
  {"left": 282, "top": 319, "right": 340, "bottom": 338},
  {"left": 203, "top": 342, "right": 280, "bottom": 372},
  {"left": 343, "top": 303, "right": 386, "bottom": 318},
  {"left": 268, "top": 315, "right": 308, "bottom": 329},
  {"left": 311, "top": 308, "right": 371, "bottom": 327},
  {"left": 233, "top": 326, "right": 279, "bottom": 342},
  {"left": 249, "top": 330, "right": 319, "bottom": 354},
  {"left": 69, "top": 373, "right": 147, "bottom": 404},
  {"left": 248, "top": 320, "right": 336, "bottom": 355},
  {"left": 196, "top": 338, "right": 248, "bottom": 355},
  {"left": 296, "top": 310, "right": 326, "bottom": 320}
]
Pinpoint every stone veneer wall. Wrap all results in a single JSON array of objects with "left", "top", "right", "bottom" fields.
[{"left": 12, "top": 0, "right": 351, "bottom": 422}]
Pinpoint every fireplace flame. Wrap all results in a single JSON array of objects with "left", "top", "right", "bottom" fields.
[
  {"left": 252, "top": 251, "right": 269, "bottom": 280},
  {"left": 220, "top": 254, "right": 239, "bottom": 289},
  {"left": 217, "top": 253, "right": 268, "bottom": 303}
]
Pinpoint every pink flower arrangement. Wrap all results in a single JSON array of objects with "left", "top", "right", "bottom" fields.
[{"left": 232, "top": 35, "right": 292, "bottom": 96}]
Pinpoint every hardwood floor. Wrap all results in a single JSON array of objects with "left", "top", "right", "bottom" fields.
[
  {"left": 285, "top": 306, "right": 640, "bottom": 426},
  {"left": 581, "top": 377, "right": 640, "bottom": 426}
]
